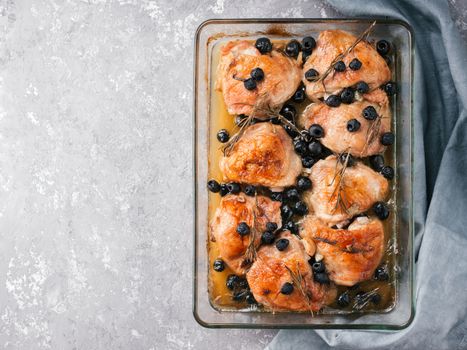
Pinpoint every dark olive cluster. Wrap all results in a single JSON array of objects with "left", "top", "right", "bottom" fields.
[
  {"left": 243, "top": 67, "right": 265, "bottom": 91},
  {"left": 291, "top": 124, "right": 330, "bottom": 168},
  {"left": 336, "top": 289, "right": 381, "bottom": 309},
  {"left": 284, "top": 36, "right": 316, "bottom": 64},
  {"left": 207, "top": 180, "right": 258, "bottom": 197},
  {"left": 225, "top": 274, "right": 257, "bottom": 304},
  {"left": 309, "top": 257, "right": 331, "bottom": 285},
  {"left": 368, "top": 153, "right": 395, "bottom": 181}
]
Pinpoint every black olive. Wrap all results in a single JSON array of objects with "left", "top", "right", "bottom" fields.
[
  {"left": 217, "top": 129, "right": 229, "bottom": 143},
  {"left": 219, "top": 184, "right": 229, "bottom": 197},
  {"left": 255, "top": 37, "right": 272, "bottom": 54},
  {"left": 374, "top": 265, "right": 389, "bottom": 281},
  {"left": 226, "top": 274, "right": 240, "bottom": 290},
  {"left": 334, "top": 60, "right": 346, "bottom": 72},
  {"left": 292, "top": 201, "right": 308, "bottom": 216},
  {"left": 266, "top": 222, "right": 278, "bottom": 232},
  {"left": 281, "top": 205, "right": 293, "bottom": 221},
  {"left": 337, "top": 293, "right": 350, "bottom": 307},
  {"left": 284, "top": 187, "right": 300, "bottom": 202},
  {"left": 245, "top": 292, "right": 257, "bottom": 305},
  {"left": 302, "top": 156, "right": 316, "bottom": 168},
  {"left": 325, "top": 94, "right": 341, "bottom": 107},
  {"left": 369, "top": 155, "right": 385, "bottom": 172},
  {"left": 340, "top": 87, "right": 354, "bottom": 104},
  {"left": 301, "top": 36, "right": 316, "bottom": 52},
  {"left": 250, "top": 67, "right": 264, "bottom": 82},
  {"left": 227, "top": 182, "right": 241, "bottom": 194},
  {"left": 383, "top": 81, "right": 397, "bottom": 96},
  {"left": 314, "top": 272, "right": 330, "bottom": 284},
  {"left": 244, "top": 78, "right": 257, "bottom": 90},
  {"left": 284, "top": 125, "right": 299, "bottom": 138},
  {"left": 356, "top": 81, "right": 370, "bottom": 94},
  {"left": 308, "top": 124, "right": 324, "bottom": 138},
  {"left": 270, "top": 192, "right": 283, "bottom": 202},
  {"left": 304, "top": 68, "right": 319, "bottom": 82},
  {"left": 280, "top": 282, "right": 294, "bottom": 295},
  {"left": 244, "top": 185, "right": 256, "bottom": 197},
  {"left": 339, "top": 152, "right": 355, "bottom": 167},
  {"left": 376, "top": 40, "right": 391, "bottom": 56},
  {"left": 280, "top": 104, "right": 296, "bottom": 122},
  {"left": 207, "top": 179, "right": 221, "bottom": 193},
  {"left": 284, "top": 221, "right": 298, "bottom": 234},
  {"left": 236, "top": 222, "right": 250, "bottom": 236},
  {"left": 381, "top": 165, "right": 395, "bottom": 180},
  {"left": 261, "top": 231, "right": 275, "bottom": 244},
  {"left": 371, "top": 293, "right": 381, "bottom": 304},
  {"left": 312, "top": 261, "right": 325, "bottom": 273},
  {"left": 213, "top": 259, "right": 225, "bottom": 272},
  {"left": 235, "top": 114, "right": 247, "bottom": 126},
  {"left": 294, "top": 139, "right": 308, "bottom": 156},
  {"left": 373, "top": 201, "right": 390, "bottom": 220},
  {"left": 292, "top": 88, "right": 306, "bottom": 103},
  {"left": 296, "top": 176, "right": 312, "bottom": 192},
  {"left": 285, "top": 39, "right": 301, "bottom": 58},
  {"left": 349, "top": 58, "right": 362, "bottom": 70},
  {"left": 308, "top": 141, "right": 323, "bottom": 157},
  {"left": 347, "top": 119, "right": 361, "bottom": 132},
  {"left": 275, "top": 238, "right": 289, "bottom": 251},
  {"left": 381, "top": 132, "right": 395, "bottom": 146},
  {"left": 362, "top": 106, "right": 378, "bottom": 120}
]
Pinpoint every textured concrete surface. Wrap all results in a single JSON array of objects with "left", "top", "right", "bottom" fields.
[{"left": 0, "top": 1, "right": 465, "bottom": 349}]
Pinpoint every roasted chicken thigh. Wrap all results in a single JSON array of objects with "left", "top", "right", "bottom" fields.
[
  {"left": 302, "top": 30, "right": 391, "bottom": 99},
  {"left": 300, "top": 89, "right": 391, "bottom": 157},
  {"left": 302, "top": 215, "right": 385, "bottom": 286},
  {"left": 210, "top": 194, "right": 282, "bottom": 275},
  {"left": 216, "top": 40, "right": 302, "bottom": 116},
  {"left": 220, "top": 123, "right": 302, "bottom": 188},
  {"left": 304, "top": 156, "right": 389, "bottom": 226},
  {"left": 247, "top": 231, "right": 336, "bottom": 311}
]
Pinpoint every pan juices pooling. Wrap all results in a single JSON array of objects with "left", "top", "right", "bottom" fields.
[{"left": 207, "top": 24, "right": 398, "bottom": 313}]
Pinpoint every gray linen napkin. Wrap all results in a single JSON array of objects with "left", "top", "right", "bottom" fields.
[{"left": 268, "top": 0, "right": 467, "bottom": 348}]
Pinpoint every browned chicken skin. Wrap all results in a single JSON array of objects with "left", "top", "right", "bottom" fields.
[
  {"left": 304, "top": 156, "right": 389, "bottom": 226},
  {"left": 299, "top": 89, "right": 392, "bottom": 157},
  {"left": 216, "top": 40, "right": 302, "bottom": 116},
  {"left": 247, "top": 232, "right": 336, "bottom": 311},
  {"left": 219, "top": 123, "right": 302, "bottom": 188},
  {"left": 302, "top": 215, "right": 385, "bottom": 286},
  {"left": 303, "top": 30, "right": 391, "bottom": 99},
  {"left": 210, "top": 194, "right": 281, "bottom": 275}
]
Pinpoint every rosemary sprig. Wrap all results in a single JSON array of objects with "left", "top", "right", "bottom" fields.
[
  {"left": 222, "top": 97, "right": 307, "bottom": 156},
  {"left": 242, "top": 195, "right": 261, "bottom": 267},
  {"left": 285, "top": 263, "right": 314, "bottom": 315},
  {"left": 353, "top": 288, "right": 380, "bottom": 311},
  {"left": 314, "top": 21, "right": 376, "bottom": 89},
  {"left": 329, "top": 152, "right": 351, "bottom": 214}
]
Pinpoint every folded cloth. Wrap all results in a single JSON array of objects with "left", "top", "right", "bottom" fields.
[{"left": 268, "top": 0, "right": 467, "bottom": 348}]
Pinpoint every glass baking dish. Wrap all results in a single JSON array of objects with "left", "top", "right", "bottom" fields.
[{"left": 194, "top": 18, "right": 414, "bottom": 329}]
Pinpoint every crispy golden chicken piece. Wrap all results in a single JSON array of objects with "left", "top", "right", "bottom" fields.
[
  {"left": 303, "top": 30, "right": 391, "bottom": 99},
  {"left": 210, "top": 194, "right": 281, "bottom": 275},
  {"left": 300, "top": 89, "right": 391, "bottom": 157},
  {"left": 302, "top": 215, "right": 385, "bottom": 286},
  {"left": 216, "top": 40, "right": 302, "bottom": 116},
  {"left": 304, "top": 156, "right": 389, "bottom": 226},
  {"left": 219, "top": 123, "right": 302, "bottom": 188},
  {"left": 247, "top": 231, "right": 336, "bottom": 311}
]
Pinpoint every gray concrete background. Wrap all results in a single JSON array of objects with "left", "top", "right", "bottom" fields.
[{"left": 0, "top": 0, "right": 465, "bottom": 349}]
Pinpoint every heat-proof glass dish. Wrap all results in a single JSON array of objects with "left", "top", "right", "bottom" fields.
[{"left": 194, "top": 18, "right": 414, "bottom": 329}]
